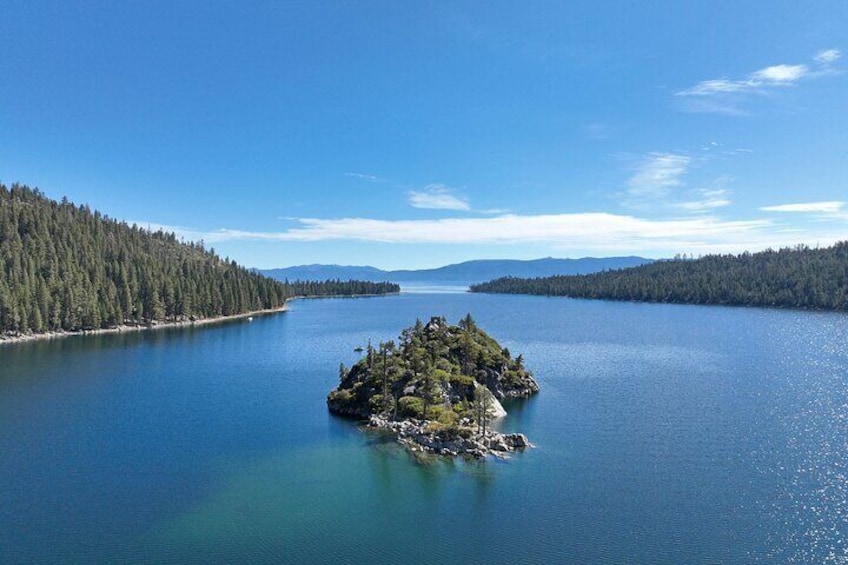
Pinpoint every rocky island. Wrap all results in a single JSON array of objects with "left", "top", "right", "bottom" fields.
[{"left": 327, "top": 315, "right": 540, "bottom": 459}]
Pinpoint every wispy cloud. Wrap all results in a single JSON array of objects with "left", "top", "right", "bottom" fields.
[
  {"left": 814, "top": 49, "right": 842, "bottom": 65},
  {"left": 627, "top": 153, "right": 691, "bottom": 200},
  {"left": 751, "top": 64, "right": 808, "bottom": 83},
  {"left": 621, "top": 151, "right": 746, "bottom": 214},
  {"left": 140, "top": 208, "right": 848, "bottom": 257},
  {"left": 675, "top": 49, "right": 841, "bottom": 114},
  {"left": 408, "top": 184, "right": 471, "bottom": 211},
  {"left": 676, "top": 66, "right": 806, "bottom": 98},
  {"left": 675, "top": 189, "right": 731, "bottom": 212},
  {"left": 348, "top": 175, "right": 505, "bottom": 214},
  {"left": 760, "top": 201, "right": 845, "bottom": 213},
  {"left": 723, "top": 147, "right": 753, "bottom": 156},
  {"left": 139, "top": 214, "right": 772, "bottom": 252},
  {"left": 274, "top": 213, "right": 773, "bottom": 249},
  {"left": 345, "top": 172, "right": 383, "bottom": 182}
]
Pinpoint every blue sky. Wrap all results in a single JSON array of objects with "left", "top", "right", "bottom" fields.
[{"left": 1, "top": 1, "right": 846, "bottom": 269}]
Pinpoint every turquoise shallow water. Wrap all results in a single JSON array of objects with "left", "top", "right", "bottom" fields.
[{"left": 2, "top": 291, "right": 848, "bottom": 564}]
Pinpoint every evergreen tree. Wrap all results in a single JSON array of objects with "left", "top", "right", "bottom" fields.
[
  {"left": 328, "top": 315, "right": 539, "bottom": 426},
  {"left": 470, "top": 243, "right": 848, "bottom": 312},
  {"left": 0, "top": 183, "right": 400, "bottom": 336}
]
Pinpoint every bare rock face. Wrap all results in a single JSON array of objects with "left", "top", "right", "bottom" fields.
[{"left": 483, "top": 384, "right": 509, "bottom": 418}]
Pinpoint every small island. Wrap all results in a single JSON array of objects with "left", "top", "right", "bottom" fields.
[{"left": 327, "top": 315, "right": 540, "bottom": 459}]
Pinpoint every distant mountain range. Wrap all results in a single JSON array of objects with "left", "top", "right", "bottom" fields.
[{"left": 259, "top": 257, "right": 654, "bottom": 286}]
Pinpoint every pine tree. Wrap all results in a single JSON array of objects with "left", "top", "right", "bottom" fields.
[{"left": 0, "top": 183, "right": 399, "bottom": 336}]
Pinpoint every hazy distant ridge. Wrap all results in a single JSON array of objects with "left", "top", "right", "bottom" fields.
[{"left": 260, "top": 257, "right": 653, "bottom": 284}]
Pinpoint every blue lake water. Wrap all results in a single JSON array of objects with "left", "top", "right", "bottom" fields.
[{"left": 2, "top": 291, "right": 848, "bottom": 564}]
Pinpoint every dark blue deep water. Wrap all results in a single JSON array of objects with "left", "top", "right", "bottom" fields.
[{"left": 2, "top": 290, "right": 848, "bottom": 564}]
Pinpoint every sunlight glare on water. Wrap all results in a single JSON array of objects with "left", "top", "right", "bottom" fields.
[{"left": 2, "top": 294, "right": 848, "bottom": 563}]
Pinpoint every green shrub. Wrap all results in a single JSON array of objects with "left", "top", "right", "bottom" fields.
[
  {"left": 328, "top": 388, "right": 355, "bottom": 409},
  {"left": 457, "top": 427, "right": 473, "bottom": 439},
  {"left": 432, "top": 368, "right": 451, "bottom": 382},
  {"left": 438, "top": 409, "right": 458, "bottom": 427},
  {"left": 368, "top": 394, "right": 385, "bottom": 412},
  {"left": 329, "top": 389, "right": 352, "bottom": 403},
  {"left": 398, "top": 396, "right": 424, "bottom": 419},
  {"left": 426, "top": 421, "right": 445, "bottom": 433},
  {"left": 453, "top": 400, "right": 471, "bottom": 419},
  {"left": 449, "top": 373, "right": 475, "bottom": 387},
  {"left": 427, "top": 405, "right": 445, "bottom": 421}
]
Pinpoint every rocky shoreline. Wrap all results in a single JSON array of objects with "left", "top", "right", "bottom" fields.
[
  {"left": 0, "top": 306, "right": 288, "bottom": 346},
  {"left": 367, "top": 414, "right": 533, "bottom": 459}
]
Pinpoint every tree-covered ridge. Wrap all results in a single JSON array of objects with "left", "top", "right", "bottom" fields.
[
  {"left": 0, "top": 183, "right": 398, "bottom": 336},
  {"left": 470, "top": 243, "right": 848, "bottom": 311},
  {"left": 327, "top": 315, "right": 539, "bottom": 428},
  {"left": 283, "top": 279, "right": 399, "bottom": 298}
]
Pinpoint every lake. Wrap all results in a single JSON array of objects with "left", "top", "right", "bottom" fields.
[{"left": 2, "top": 290, "right": 847, "bottom": 564}]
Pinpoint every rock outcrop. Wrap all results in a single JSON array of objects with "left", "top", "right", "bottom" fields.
[
  {"left": 327, "top": 315, "right": 539, "bottom": 459},
  {"left": 367, "top": 415, "right": 533, "bottom": 459}
]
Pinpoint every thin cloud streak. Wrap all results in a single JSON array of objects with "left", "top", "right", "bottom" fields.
[
  {"left": 278, "top": 213, "right": 771, "bottom": 245},
  {"left": 675, "top": 197, "right": 731, "bottom": 212},
  {"left": 408, "top": 184, "right": 471, "bottom": 211},
  {"left": 674, "top": 49, "right": 841, "bottom": 114},
  {"left": 345, "top": 172, "right": 383, "bottom": 182},
  {"left": 760, "top": 201, "right": 845, "bottom": 213},
  {"left": 139, "top": 211, "right": 848, "bottom": 256}
]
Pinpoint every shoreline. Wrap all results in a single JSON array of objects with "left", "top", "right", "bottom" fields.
[
  {"left": 366, "top": 415, "right": 532, "bottom": 460},
  {"left": 0, "top": 290, "right": 402, "bottom": 347},
  {"left": 0, "top": 305, "right": 288, "bottom": 347},
  {"left": 286, "top": 291, "right": 402, "bottom": 301}
]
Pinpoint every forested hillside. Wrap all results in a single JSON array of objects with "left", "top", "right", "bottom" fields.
[
  {"left": 327, "top": 315, "right": 538, "bottom": 421},
  {"left": 0, "top": 183, "right": 398, "bottom": 336},
  {"left": 471, "top": 243, "right": 848, "bottom": 311},
  {"left": 282, "top": 279, "right": 398, "bottom": 298}
]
